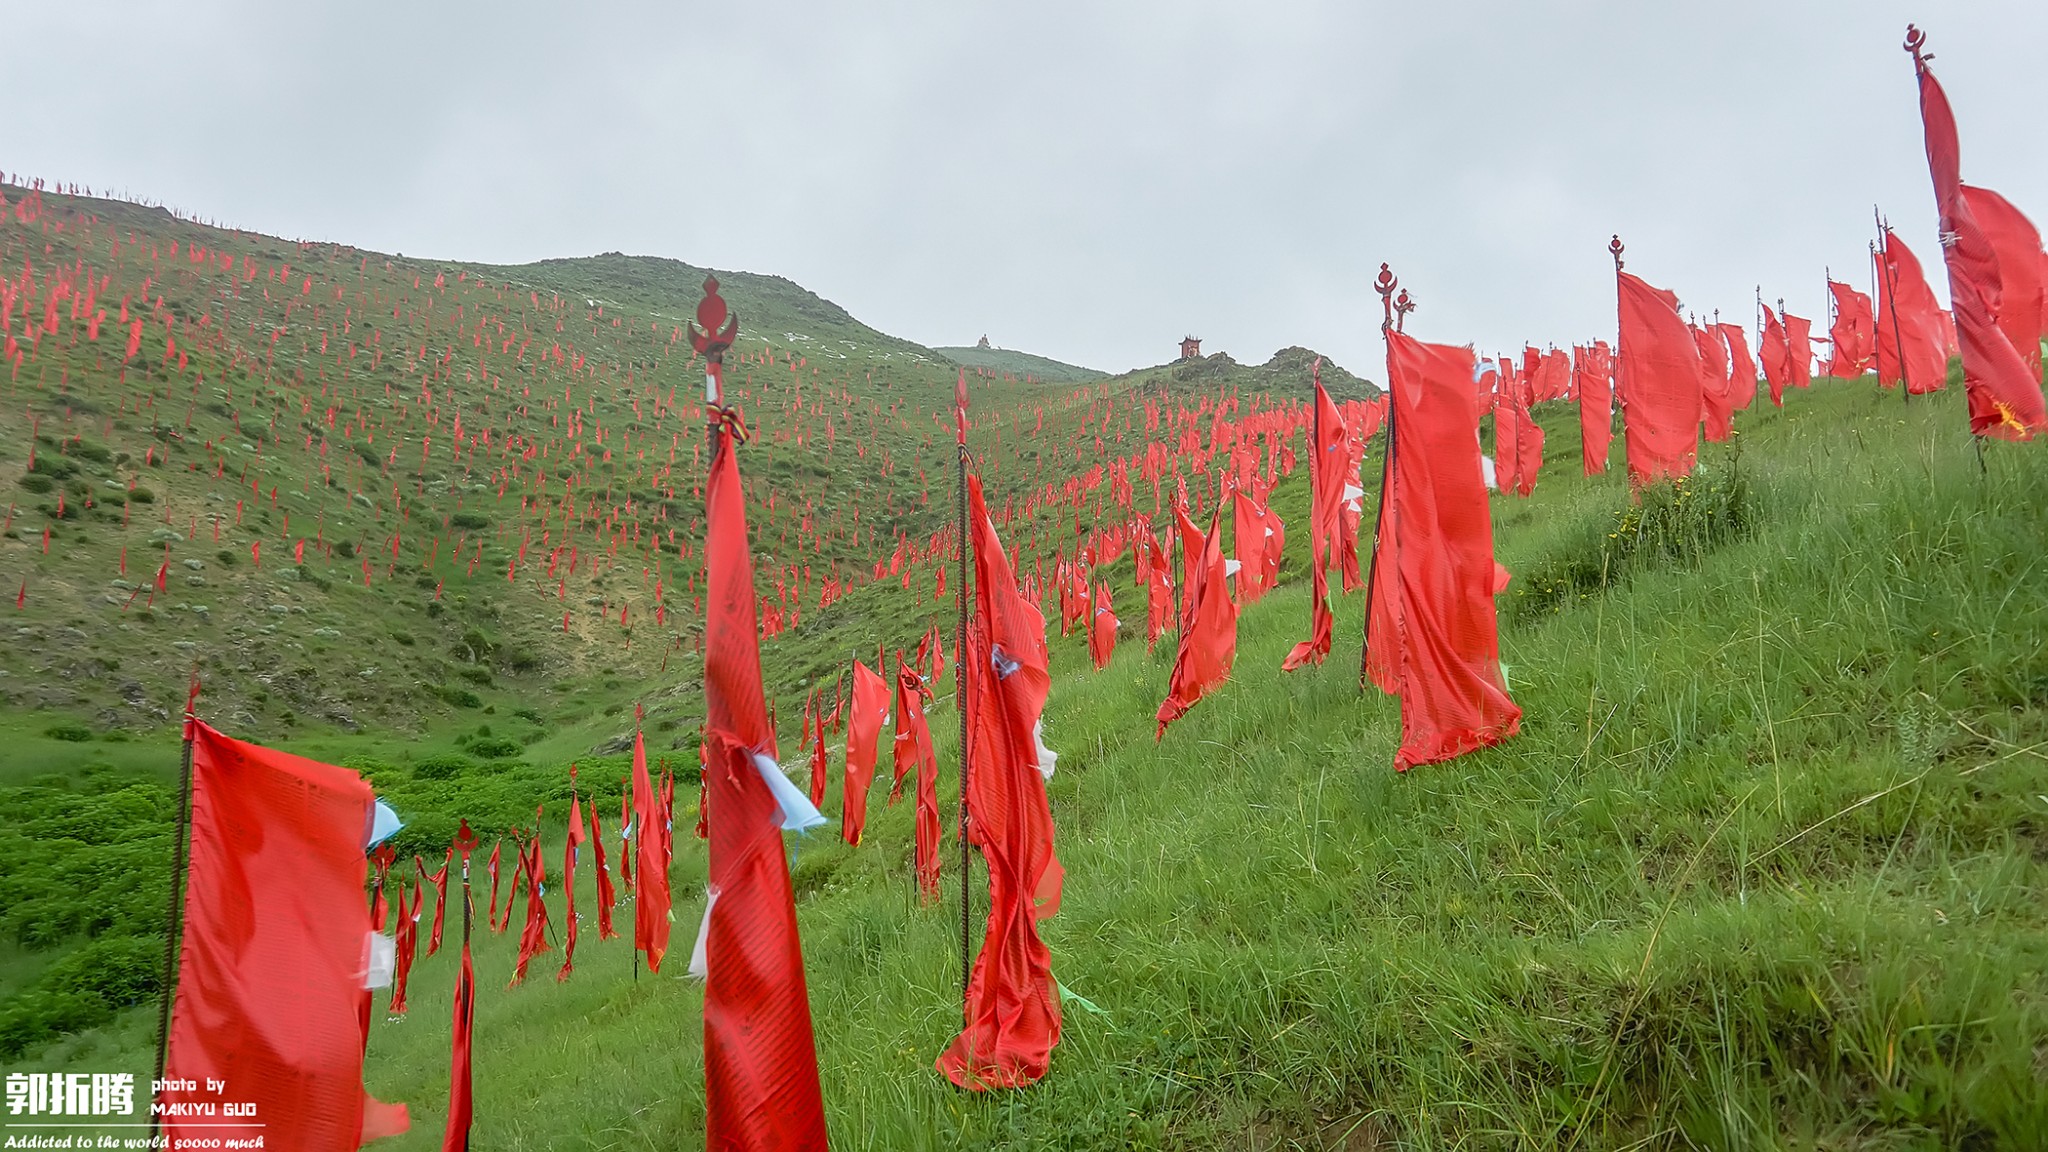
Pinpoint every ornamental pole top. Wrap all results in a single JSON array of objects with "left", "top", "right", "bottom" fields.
[
  {"left": 1904, "top": 24, "right": 1931, "bottom": 69},
  {"left": 688, "top": 276, "right": 739, "bottom": 363},
  {"left": 1374, "top": 263, "right": 1398, "bottom": 333}
]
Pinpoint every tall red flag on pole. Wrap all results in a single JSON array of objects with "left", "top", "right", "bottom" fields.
[
  {"left": 1364, "top": 266, "right": 1522, "bottom": 771},
  {"left": 938, "top": 472, "right": 1063, "bottom": 1090},
  {"left": 1285, "top": 361, "right": 1344, "bottom": 672},
  {"left": 160, "top": 719, "right": 410, "bottom": 1150},
  {"left": 1577, "top": 341, "right": 1614, "bottom": 476},
  {"left": 840, "top": 658, "right": 889, "bottom": 845},
  {"left": 1613, "top": 243, "right": 1704, "bottom": 484},
  {"left": 692, "top": 276, "right": 830, "bottom": 1147},
  {"left": 629, "top": 730, "right": 667, "bottom": 972},
  {"left": 1907, "top": 25, "right": 2046, "bottom": 438},
  {"left": 1155, "top": 510, "right": 1238, "bottom": 738},
  {"left": 442, "top": 820, "right": 478, "bottom": 1152}
]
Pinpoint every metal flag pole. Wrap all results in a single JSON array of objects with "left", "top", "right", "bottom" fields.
[
  {"left": 953, "top": 374, "right": 973, "bottom": 1006},
  {"left": 150, "top": 674, "right": 201, "bottom": 1146},
  {"left": 450, "top": 819, "right": 478, "bottom": 1152},
  {"left": 1359, "top": 265, "right": 1403, "bottom": 692},
  {"left": 1869, "top": 240, "right": 1883, "bottom": 396},
  {"left": 1876, "top": 208, "right": 1913, "bottom": 405},
  {"left": 687, "top": 277, "right": 738, "bottom": 988}
]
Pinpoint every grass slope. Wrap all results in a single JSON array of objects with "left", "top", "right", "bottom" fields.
[
  {"left": 19, "top": 375, "right": 2048, "bottom": 1149},
  {"left": 935, "top": 344, "right": 1109, "bottom": 384}
]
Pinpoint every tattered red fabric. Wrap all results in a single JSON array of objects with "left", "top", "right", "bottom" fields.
[
  {"left": 1784, "top": 312, "right": 1815, "bottom": 391},
  {"left": 1512, "top": 378, "right": 1542, "bottom": 497},
  {"left": 510, "top": 833, "right": 550, "bottom": 987},
  {"left": 587, "top": 803, "right": 618, "bottom": 941},
  {"left": 939, "top": 472, "right": 1062, "bottom": 1091},
  {"left": 1913, "top": 54, "right": 2046, "bottom": 438},
  {"left": 419, "top": 850, "right": 449, "bottom": 958},
  {"left": 1365, "top": 332, "right": 1522, "bottom": 771},
  {"left": 1088, "top": 581, "right": 1119, "bottom": 670},
  {"left": 441, "top": 926, "right": 474, "bottom": 1152},
  {"left": 1695, "top": 325, "right": 1735, "bottom": 442},
  {"left": 484, "top": 841, "right": 503, "bottom": 934},
  {"left": 1825, "top": 281, "right": 1876, "bottom": 378},
  {"left": 1156, "top": 510, "right": 1238, "bottom": 738},
  {"left": 1717, "top": 324, "right": 1758, "bottom": 411},
  {"left": 1577, "top": 341, "right": 1613, "bottom": 476},
  {"left": 1615, "top": 270, "right": 1702, "bottom": 483},
  {"left": 1285, "top": 376, "right": 1346, "bottom": 671},
  {"left": 1230, "top": 483, "right": 1267, "bottom": 602},
  {"left": 840, "top": 658, "right": 889, "bottom": 845},
  {"left": 557, "top": 795, "right": 584, "bottom": 982},
  {"left": 389, "top": 882, "right": 417, "bottom": 1015},
  {"left": 807, "top": 699, "right": 829, "bottom": 808},
  {"left": 1492, "top": 366, "right": 1520, "bottom": 494},
  {"left": 887, "top": 660, "right": 942, "bottom": 903},
  {"left": 162, "top": 719, "right": 409, "bottom": 1151},
  {"left": 701, "top": 407, "right": 829, "bottom": 1147},
  {"left": 1876, "top": 230, "right": 1952, "bottom": 395},
  {"left": 1143, "top": 525, "right": 1174, "bottom": 652},
  {"left": 630, "top": 731, "right": 668, "bottom": 973},
  {"left": 1960, "top": 185, "right": 2046, "bottom": 379}
]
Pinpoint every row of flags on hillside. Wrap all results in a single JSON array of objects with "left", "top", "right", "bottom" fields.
[{"left": 138, "top": 25, "right": 2046, "bottom": 1152}]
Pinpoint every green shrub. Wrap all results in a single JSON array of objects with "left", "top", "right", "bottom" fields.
[
  {"left": 335, "top": 541, "right": 356, "bottom": 559},
  {"left": 44, "top": 724, "right": 93, "bottom": 743},
  {"left": 1510, "top": 463, "right": 1753, "bottom": 625},
  {"left": 449, "top": 511, "right": 491, "bottom": 531},
  {"left": 457, "top": 629, "right": 495, "bottom": 663},
  {"left": 127, "top": 486, "right": 154, "bottom": 503},
  {"left": 17, "top": 473, "right": 54, "bottom": 495},
  {"left": 439, "top": 685, "right": 483, "bottom": 709},
  {"left": 412, "top": 752, "right": 478, "bottom": 780},
  {"left": 468, "top": 737, "right": 522, "bottom": 759},
  {"left": 456, "top": 666, "right": 493, "bottom": 687},
  {"left": 215, "top": 549, "right": 238, "bottom": 568}
]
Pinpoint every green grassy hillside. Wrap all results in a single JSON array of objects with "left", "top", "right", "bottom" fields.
[
  {"left": 935, "top": 343, "right": 1108, "bottom": 384},
  {"left": 14, "top": 367, "right": 2048, "bottom": 1148}
]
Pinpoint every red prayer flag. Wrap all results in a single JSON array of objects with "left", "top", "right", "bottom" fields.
[
  {"left": 1577, "top": 342, "right": 1614, "bottom": 476},
  {"left": 1876, "top": 229, "right": 1951, "bottom": 396},
  {"left": 1911, "top": 41, "right": 2047, "bottom": 438},
  {"left": 938, "top": 472, "right": 1062, "bottom": 1090},
  {"left": 1156, "top": 510, "right": 1238, "bottom": 738},
  {"left": 1615, "top": 269, "right": 1703, "bottom": 484},
  {"left": 1825, "top": 281, "right": 1877, "bottom": 378},
  {"left": 700, "top": 395, "right": 829, "bottom": 1147},
  {"left": 1365, "top": 331, "right": 1522, "bottom": 771},
  {"left": 1959, "top": 185, "right": 2045, "bottom": 379},
  {"left": 161, "top": 719, "right": 409, "bottom": 1150},
  {"left": 840, "top": 659, "right": 889, "bottom": 845}
]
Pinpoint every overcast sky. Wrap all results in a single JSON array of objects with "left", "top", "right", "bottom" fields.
[{"left": 6, "top": 1, "right": 2043, "bottom": 377}]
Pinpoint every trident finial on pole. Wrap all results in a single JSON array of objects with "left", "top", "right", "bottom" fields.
[
  {"left": 1904, "top": 23, "right": 1931, "bottom": 70},
  {"left": 1394, "top": 288, "right": 1416, "bottom": 333},
  {"left": 1609, "top": 235, "right": 1625, "bottom": 273},
  {"left": 1374, "top": 264, "right": 1398, "bottom": 334},
  {"left": 688, "top": 276, "right": 740, "bottom": 405}
]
